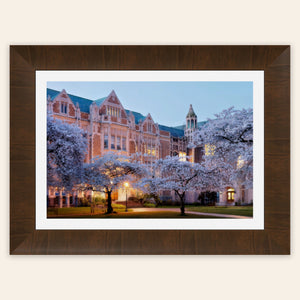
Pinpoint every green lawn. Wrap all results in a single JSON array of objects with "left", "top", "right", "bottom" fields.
[
  {"left": 47, "top": 205, "right": 128, "bottom": 216},
  {"left": 159, "top": 205, "right": 253, "bottom": 217},
  {"left": 47, "top": 210, "right": 221, "bottom": 219}
]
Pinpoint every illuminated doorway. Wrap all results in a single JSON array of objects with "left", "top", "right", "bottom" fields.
[{"left": 227, "top": 188, "right": 235, "bottom": 203}]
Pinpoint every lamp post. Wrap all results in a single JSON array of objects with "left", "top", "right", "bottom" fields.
[{"left": 124, "top": 182, "right": 129, "bottom": 212}]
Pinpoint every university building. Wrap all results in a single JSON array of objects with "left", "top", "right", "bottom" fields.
[{"left": 47, "top": 88, "right": 252, "bottom": 207}]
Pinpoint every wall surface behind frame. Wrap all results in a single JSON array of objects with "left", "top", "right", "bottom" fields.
[{"left": 0, "top": 0, "right": 299, "bottom": 300}]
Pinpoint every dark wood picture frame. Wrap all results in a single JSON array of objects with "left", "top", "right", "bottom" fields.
[{"left": 10, "top": 45, "right": 290, "bottom": 254}]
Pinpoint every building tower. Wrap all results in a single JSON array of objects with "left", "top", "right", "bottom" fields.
[{"left": 185, "top": 104, "right": 197, "bottom": 143}]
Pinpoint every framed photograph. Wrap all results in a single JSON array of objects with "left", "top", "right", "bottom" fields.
[
  {"left": 37, "top": 71, "right": 262, "bottom": 230},
  {"left": 10, "top": 46, "right": 290, "bottom": 254}
]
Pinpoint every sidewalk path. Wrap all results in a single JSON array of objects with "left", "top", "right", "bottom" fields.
[{"left": 130, "top": 207, "right": 251, "bottom": 219}]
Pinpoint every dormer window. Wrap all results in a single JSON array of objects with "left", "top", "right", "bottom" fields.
[
  {"left": 61, "top": 103, "right": 67, "bottom": 114},
  {"left": 148, "top": 123, "right": 152, "bottom": 132}
]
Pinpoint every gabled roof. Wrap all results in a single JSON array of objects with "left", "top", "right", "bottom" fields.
[
  {"left": 125, "top": 109, "right": 146, "bottom": 124},
  {"left": 69, "top": 95, "right": 93, "bottom": 113},
  {"left": 47, "top": 88, "right": 199, "bottom": 139},
  {"left": 158, "top": 125, "right": 184, "bottom": 138},
  {"left": 47, "top": 88, "right": 60, "bottom": 101},
  {"left": 94, "top": 97, "right": 107, "bottom": 106},
  {"left": 47, "top": 88, "right": 93, "bottom": 113}
]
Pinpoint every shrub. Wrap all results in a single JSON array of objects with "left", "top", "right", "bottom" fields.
[
  {"left": 160, "top": 196, "right": 174, "bottom": 206},
  {"left": 93, "top": 196, "right": 106, "bottom": 206},
  {"left": 128, "top": 196, "right": 139, "bottom": 202},
  {"left": 235, "top": 199, "right": 242, "bottom": 206},
  {"left": 142, "top": 194, "right": 162, "bottom": 207},
  {"left": 79, "top": 197, "right": 90, "bottom": 207},
  {"left": 143, "top": 202, "right": 156, "bottom": 208}
]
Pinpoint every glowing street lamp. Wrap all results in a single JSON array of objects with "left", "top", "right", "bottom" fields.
[{"left": 124, "top": 182, "right": 129, "bottom": 212}]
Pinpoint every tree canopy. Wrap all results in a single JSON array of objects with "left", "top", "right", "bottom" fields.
[
  {"left": 139, "top": 156, "right": 219, "bottom": 215},
  {"left": 47, "top": 116, "right": 88, "bottom": 191},
  {"left": 82, "top": 153, "right": 146, "bottom": 213},
  {"left": 192, "top": 107, "right": 253, "bottom": 189}
]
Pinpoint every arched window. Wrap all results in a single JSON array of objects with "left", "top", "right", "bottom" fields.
[{"left": 187, "top": 119, "right": 190, "bottom": 128}]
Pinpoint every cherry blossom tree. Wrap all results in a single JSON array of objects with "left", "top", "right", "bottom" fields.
[
  {"left": 47, "top": 116, "right": 88, "bottom": 192},
  {"left": 138, "top": 170, "right": 165, "bottom": 206},
  {"left": 139, "top": 156, "right": 218, "bottom": 215},
  {"left": 83, "top": 153, "right": 146, "bottom": 214},
  {"left": 192, "top": 107, "right": 253, "bottom": 189}
]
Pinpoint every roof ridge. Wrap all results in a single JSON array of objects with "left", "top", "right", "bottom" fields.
[
  {"left": 159, "top": 124, "right": 183, "bottom": 130},
  {"left": 46, "top": 88, "right": 106, "bottom": 102},
  {"left": 125, "top": 109, "right": 145, "bottom": 115}
]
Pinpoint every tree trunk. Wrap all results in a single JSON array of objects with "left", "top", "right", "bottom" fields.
[
  {"left": 179, "top": 192, "right": 186, "bottom": 216},
  {"left": 175, "top": 190, "right": 186, "bottom": 216},
  {"left": 106, "top": 191, "right": 113, "bottom": 214},
  {"left": 180, "top": 197, "right": 185, "bottom": 215}
]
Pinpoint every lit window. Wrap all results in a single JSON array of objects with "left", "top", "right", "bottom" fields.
[
  {"left": 237, "top": 155, "right": 245, "bottom": 168},
  {"left": 227, "top": 188, "right": 235, "bottom": 201},
  {"left": 107, "top": 107, "right": 113, "bottom": 116},
  {"left": 111, "top": 135, "right": 115, "bottom": 149},
  {"left": 205, "top": 144, "right": 215, "bottom": 156},
  {"left": 146, "top": 144, "right": 156, "bottom": 156},
  {"left": 107, "top": 107, "right": 120, "bottom": 118},
  {"left": 179, "top": 152, "right": 187, "bottom": 161}
]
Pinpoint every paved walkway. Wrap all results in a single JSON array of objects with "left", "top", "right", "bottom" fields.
[{"left": 130, "top": 207, "right": 251, "bottom": 219}]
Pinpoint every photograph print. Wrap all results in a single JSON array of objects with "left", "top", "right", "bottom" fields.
[
  {"left": 36, "top": 71, "right": 263, "bottom": 229},
  {"left": 43, "top": 73, "right": 258, "bottom": 226}
]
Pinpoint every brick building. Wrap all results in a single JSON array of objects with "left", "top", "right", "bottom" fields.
[
  {"left": 47, "top": 88, "right": 187, "bottom": 162},
  {"left": 47, "top": 88, "right": 252, "bottom": 207}
]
